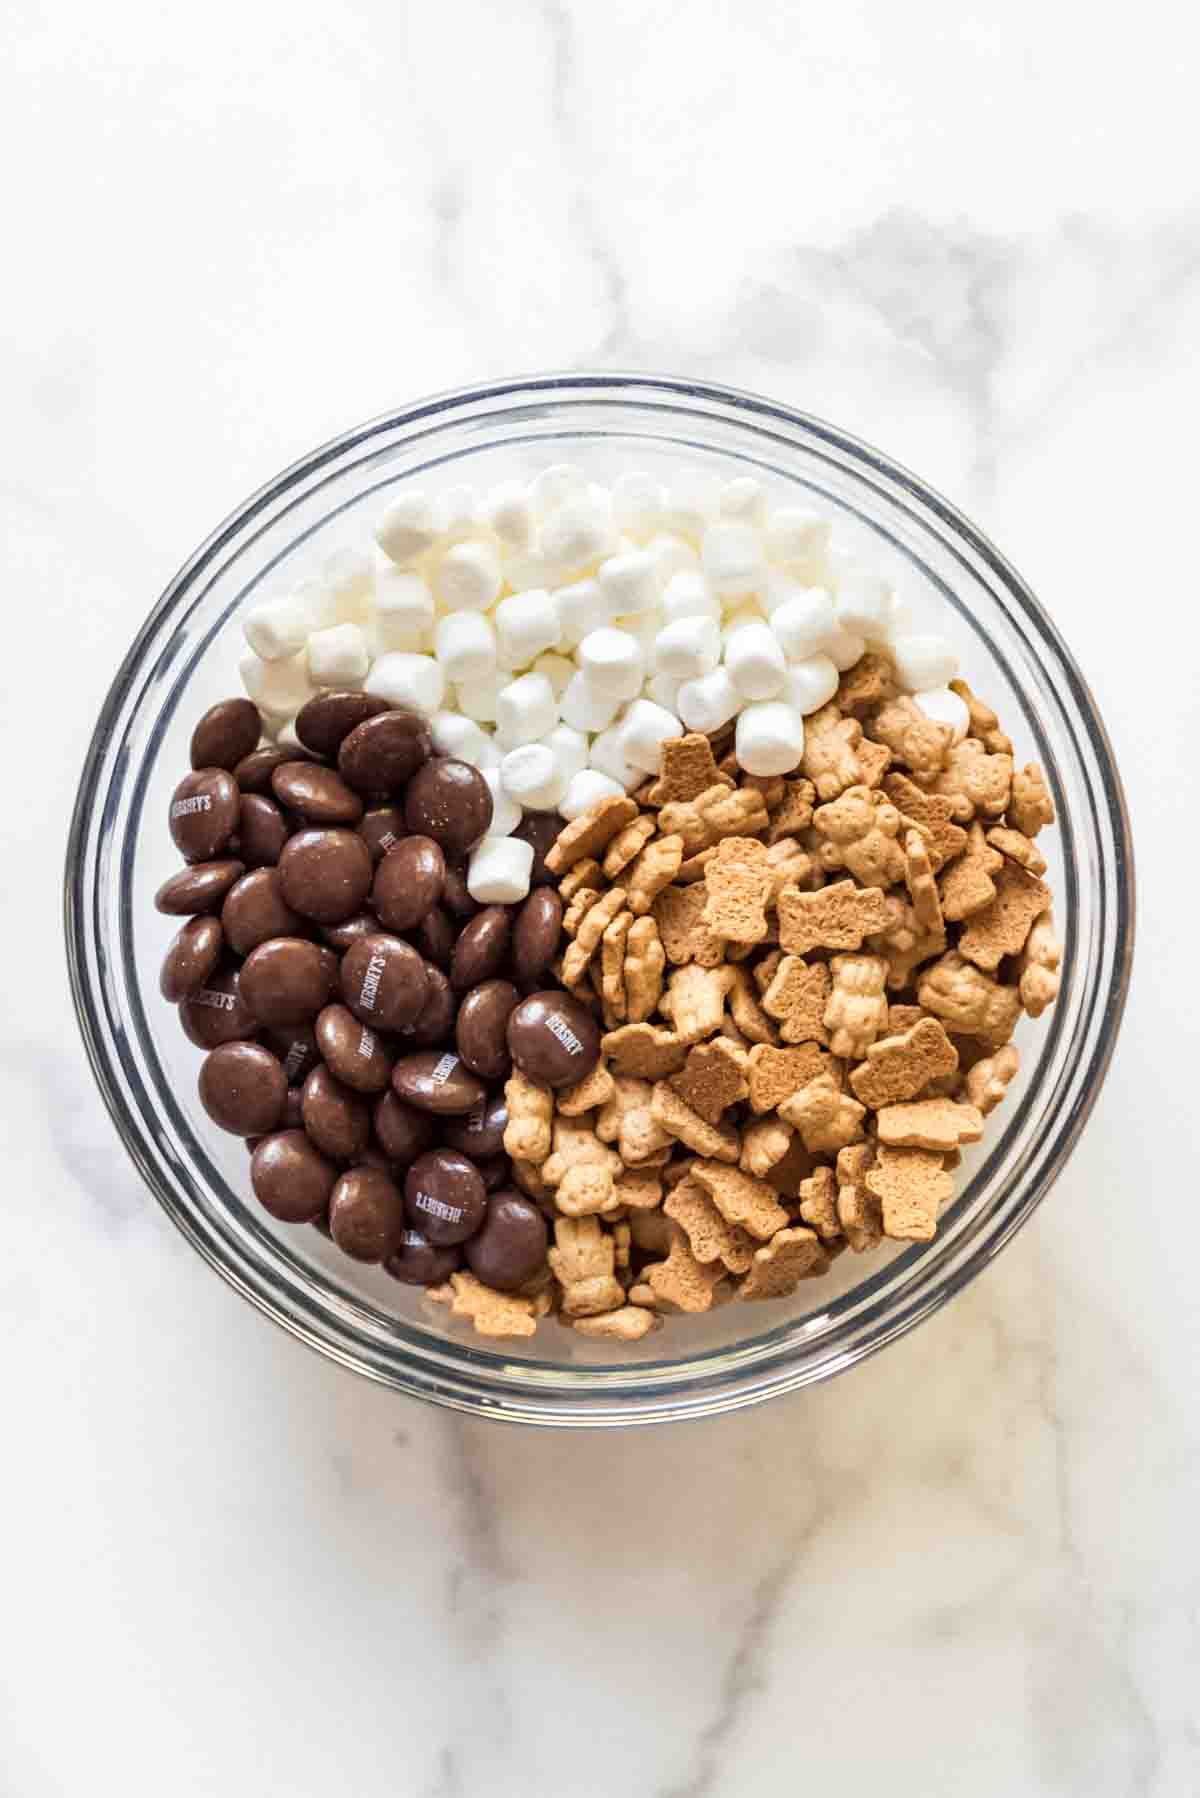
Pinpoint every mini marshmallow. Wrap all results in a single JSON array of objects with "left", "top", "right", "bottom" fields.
[
  {"left": 724, "top": 619, "right": 787, "bottom": 700},
  {"left": 375, "top": 492, "right": 440, "bottom": 566},
  {"left": 764, "top": 507, "right": 831, "bottom": 571},
  {"left": 504, "top": 546, "right": 555, "bottom": 594},
  {"left": 500, "top": 744, "right": 567, "bottom": 811},
  {"left": 434, "top": 540, "right": 502, "bottom": 613},
  {"left": 540, "top": 722, "right": 589, "bottom": 784},
  {"left": 494, "top": 589, "right": 561, "bottom": 667},
  {"left": 612, "top": 470, "right": 664, "bottom": 541},
  {"left": 676, "top": 666, "right": 741, "bottom": 734},
  {"left": 290, "top": 574, "right": 339, "bottom": 633},
  {"left": 529, "top": 463, "right": 586, "bottom": 514},
  {"left": 646, "top": 532, "right": 700, "bottom": 588},
  {"left": 468, "top": 835, "right": 534, "bottom": 905},
  {"left": 701, "top": 521, "right": 767, "bottom": 600},
  {"left": 275, "top": 718, "right": 304, "bottom": 750},
  {"left": 483, "top": 481, "right": 535, "bottom": 550},
  {"left": 654, "top": 614, "right": 721, "bottom": 680},
  {"left": 615, "top": 609, "right": 662, "bottom": 663},
  {"left": 578, "top": 627, "right": 644, "bottom": 700},
  {"left": 553, "top": 577, "right": 612, "bottom": 650},
  {"left": 429, "top": 712, "right": 491, "bottom": 764},
  {"left": 824, "top": 625, "right": 868, "bottom": 672},
  {"left": 879, "top": 592, "right": 914, "bottom": 640},
  {"left": 372, "top": 567, "right": 435, "bottom": 653},
  {"left": 439, "top": 484, "right": 480, "bottom": 545},
  {"left": 322, "top": 546, "right": 374, "bottom": 624},
  {"left": 913, "top": 686, "right": 970, "bottom": 743},
  {"left": 644, "top": 672, "right": 682, "bottom": 712},
  {"left": 598, "top": 549, "right": 660, "bottom": 617},
  {"left": 481, "top": 766, "right": 522, "bottom": 836},
  {"left": 618, "top": 698, "right": 683, "bottom": 775},
  {"left": 532, "top": 652, "right": 574, "bottom": 697},
  {"left": 721, "top": 606, "right": 766, "bottom": 647},
  {"left": 588, "top": 724, "right": 643, "bottom": 791},
  {"left": 560, "top": 768, "right": 627, "bottom": 819},
  {"left": 892, "top": 634, "right": 959, "bottom": 691},
  {"left": 434, "top": 611, "right": 497, "bottom": 685},
  {"left": 454, "top": 672, "right": 505, "bottom": 724},
  {"left": 735, "top": 701, "right": 806, "bottom": 776},
  {"left": 474, "top": 737, "right": 502, "bottom": 772},
  {"left": 244, "top": 595, "right": 312, "bottom": 663},
  {"left": 560, "top": 670, "right": 621, "bottom": 733},
  {"left": 364, "top": 652, "right": 445, "bottom": 715},
  {"left": 783, "top": 654, "right": 840, "bottom": 716},
  {"left": 719, "top": 477, "right": 767, "bottom": 525},
  {"left": 494, "top": 672, "right": 559, "bottom": 747},
  {"left": 834, "top": 571, "right": 892, "bottom": 638},
  {"left": 661, "top": 570, "right": 720, "bottom": 623},
  {"left": 540, "top": 494, "right": 616, "bottom": 573},
  {"left": 240, "top": 650, "right": 313, "bottom": 721},
  {"left": 308, "top": 622, "right": 369, "bottom": 688},
  {"left": 662, "top": 473, "right": 719, "bottom": 543},
  {"left": 769, "top": 585, "right": 837, "bottom": 661}
]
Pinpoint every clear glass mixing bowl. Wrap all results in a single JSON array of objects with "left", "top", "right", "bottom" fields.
[{"left": 65, "top": 374, "right": 1135, "bottom": 1426}]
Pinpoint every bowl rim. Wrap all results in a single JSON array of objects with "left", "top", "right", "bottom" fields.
[{"left": 65, "top": 370, "right": 1136, "bottom": 1426}]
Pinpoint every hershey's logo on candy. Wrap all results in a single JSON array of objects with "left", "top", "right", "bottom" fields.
[
  {"left": 171, "top": 795, "right": 212, "bottom": 818},
  {"left": 283, "top": 1041, "right": 308, "bottom": 1077},
  {"left": 547, "top": 1015, "right": 583, "bottom": 1055},
  {"left": 431, "top": 1053, "right": 458, "bottom": 1084},
  {"left": 415, "top": 1191, "right": 462, "bottom": 1224},
  {"left": 194, "top": 989, "right": 236, "bottom": 1011},
  {"left": 358, "top": 952, "right": 386, "bottom": 1012},
  {"left": 357, "top": 1027, "right": 376, "bottom": 1060}
]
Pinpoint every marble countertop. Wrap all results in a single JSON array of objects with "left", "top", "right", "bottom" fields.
[{"left": 3, "top": 3, "right": 1198, "bottom": 1792}]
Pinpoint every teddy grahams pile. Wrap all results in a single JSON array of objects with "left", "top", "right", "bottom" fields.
[{"left": 430, "top": 654, "right": 1061, "bottom": 1342}]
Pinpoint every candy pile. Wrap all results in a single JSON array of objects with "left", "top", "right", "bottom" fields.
[
  {"left": 158, "top": 640, "right": 1061, "bottom": 1346},
  {"left": 237, "top": 467, "right": 969, "bottom": 907}
]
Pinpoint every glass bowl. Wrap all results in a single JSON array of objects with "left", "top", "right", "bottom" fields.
[{"left": 66, "top": 374, "right": 1135, "bottom": 1427}]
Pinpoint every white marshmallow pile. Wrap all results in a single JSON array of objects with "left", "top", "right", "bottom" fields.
[{"left": 240, "top": 466, "right": 969, "bottom": 905}]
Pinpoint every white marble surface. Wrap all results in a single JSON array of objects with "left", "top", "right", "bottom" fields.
[{"left": 3, "top": 3, "right": 1198, "bottom": 1792}]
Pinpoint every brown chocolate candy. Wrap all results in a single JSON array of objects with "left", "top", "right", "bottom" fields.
[
  {"left": 278, "top": 827, "right": 372, "bottom": 924},
  {"left": 403, "top": 1148, "right": 486, "bottom": 1245},
  {"left": 506, "top": 989, "right": 601, "bottom": 1088},
  {"left": 455, "top": 979, "right": 518, "bottom": 1080},
  {"left": 271, "top": 761, "right": 364, "bottom": 826},
  {"left": 199, "top": 1041, "right": 287, "bottom": 1137},
  {"left": 315, "top": 1004, "right": 395, "bottom": 1093},
  {"left": 191, "top": 698, "right": 262, "bottom": 772},
  {"left": 441, "top": 1089, "right": 507, "bottom": 1159},
  {"left": 465, "top": 1191, "right": 549, "bottom": 1291},
  {"left": 340, "top": 933, "right": 428, "bottom": 1033},
  {"left": 440, "top": 862, "right": 478, "bottom": 920},
  {"left": 511, "top": 812, "right": 562, "bottom": 886},
  {"left": 234, "top": 744, "right": 312, "bottom": 793},
  {"left": 404, "top": 758, "right": 493, "bottom": 856},
  {"left": 411, "top": 906, "right": 456, "bottom": 971},
  {"left": 180, "top": 967, "right": 258, "bottom": 1048},
  {"left": 222, "top": 868, "right": 303, "bottom": 956},
  {"left": 391, "top": 1050, "right": 485, "bottom": 1116},
  {"left": 169, "top": 768, "right": 240, "bottom": 862},
  {"left": 241, "top": 937, "right": 338, "bottom": 1027},
  {"left": 282, "top": 1085, "right": 305, "bottom": 1130},
  {"left": 339, "top": 708, "right": 432, "bottom": 794},
  {"left": 160, "top": 915, "right": 223, "bottom": 1002},
  {"left": 512, "top": 887, "right": 563, "bottom": 986},
  {"left": 320, "top": 912, "right": 380, "bottom": 952},
  {"left": 475, "top": 1154, "right": 510, "bottom": 1192},
  {"left": 301, "top": 1064, "right": 371, "bottom": 1160},
  {"left": 329, "top": 1167, "right": 406, "bottom": 1262},
  {"left": 155, "top": 859, "right": 245, "bottom": 916},
  {"left": 385, "top": 1231, "right": 462, "bottom": 1286},
  {"left": 295, "top": 690, "right": 390, "bottom": 759},
  {"left": 373, "top": 1090, "right": 438, "bottom": 1165},
  {"left": 359, "top": 805, "right": 408, "bottom": 865},
  {"left": 235, "top": 793, "right": 289, "bottom": 868},
  {"left": 371, "top": 835, "right": 446, "bottom": 932},
  {"left": 251, "top": 1130, "right": 337, "bottom": 1223},
  {"left": 404, "top": 965, "right": 456, "bottom": 1047},
  {"left": 450, "top": 906, "right": 511, "bottom": 992},
  {"left": 263, "top": 1023, "right": 321, "bottom": 1085}
]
